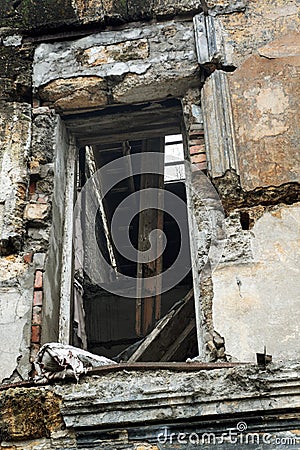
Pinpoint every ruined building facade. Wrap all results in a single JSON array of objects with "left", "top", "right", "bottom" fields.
[{"left": 0, "top": 0, "right": 299, "bottom": 448}]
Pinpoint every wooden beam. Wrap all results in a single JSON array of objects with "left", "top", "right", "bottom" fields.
[
  {"left": 160, "top": 319, "right": 195, "bottom": 362},
  {"left": 130, "top": 289, "right": 196, "bottom": 362},
  {"left": 63, "top": 98, "right": 182, "bottom": 122},
  {"left": 136, "top": 137, "right": 165, "bottom": 337},
  {"left": 65, "top": 109, "right": 181, "bottom": 131},
  {"left": 74, "top": 124, "right": 180, "bottom": 147},
  {"left": 63, "top": 100, "right": 182, "bottom": 147},
  {"left": 122, "top": 141, "right": 136, "bottom": 194}
]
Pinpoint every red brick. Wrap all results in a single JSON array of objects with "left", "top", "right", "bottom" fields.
[
  {"left": 23, "top": 252, "right": 33, "bottom": 264},
  {"left": 29, "top": 181, "right": 36, "bottom": 195},
  {"left": 32, "top": 98, "right": 40, "bottom": 108},
  {"left": 33, "top": 291, "right": 43, "bottom": 306},
  {"left": 190, "top": 144, "right": 205, "bottom": 153},
  {"left": 37, "top": 196, "right": 48, "bottom": 204},
  {"left": 190, "top": 144, "right": 205, "bottom": 155},
  {"left": 32, "top": 306, "right": 42, "bottom": 325},
  {"left": 34, "top": 270, "right": 43, "bottom": 289},
  {"left": 31, "top": 325, "right": 41, "bottom": 344},
  {"left": 189, "top": 138, "right": 203, "bottom": 144},
  {"left": 193, "top": 162, "right": 207, "bottom": 171},
  {"left": 191, "top": 153, "right": 207, "bottom": 164},
  {"left": 189, "top": 130, "right": 204, "bottom": 137}
]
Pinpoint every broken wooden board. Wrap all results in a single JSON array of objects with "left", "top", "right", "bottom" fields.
[
  {"left": 129, "top": 289, "right": 197, "bottom": 362},
  {"left": 136, "top": 137, "right": 165, "bottom": 337}
]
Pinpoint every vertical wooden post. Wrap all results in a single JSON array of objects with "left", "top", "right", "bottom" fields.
[{"left": 136, "top": 137, "right": 165, "bottom": 336}]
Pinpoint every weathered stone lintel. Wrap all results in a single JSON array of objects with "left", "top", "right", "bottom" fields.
[
  {"left": 57, "top": 363, "right": 300, "bottom": 429},
  {"left": 201, "top": 70, "right": 238, "bottom": 178},
  {"left": 33, "top": 21, "right": 197, "bottom": 89},
  {"left": 33, "top": 21, "right": 199, "bottom": 111}
]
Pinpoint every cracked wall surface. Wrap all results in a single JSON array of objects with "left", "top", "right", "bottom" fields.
[
  {"left": 0, "top": 28, "right": 33, "bottom": 383},
  {"left": 0, "top": 258, "right": 32, "bottom": 383},
  {"left": 213, "top": 202, "right": 300, "bottom": 362},
  {"left": 208, "top": 0, "right": 300, "bottom": 66},
  {"left": 197, "top": 1, "right": 300, "bottom": 363},
  {"left": 1, "top": 363, "right": 300, "bottom": 448},
  {"left": 0, "top": 0, "right": 298, "bottom": 430},
  {"left": 228, "top": 32, "right": 300, "bottom": 190}
]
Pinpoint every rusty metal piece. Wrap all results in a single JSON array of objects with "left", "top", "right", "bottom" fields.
[
  {"left": 88, "top": 361, "right": 251, "bottom": 376},
  {"left": 256, "top": 346, "right": 272, "bottom": 367}
]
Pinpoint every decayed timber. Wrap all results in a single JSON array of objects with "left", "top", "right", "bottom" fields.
[
  {"left": 136, "top": 137, "right": 165, "bottom": 336},
  {"left": 130, "top": 289, "right": 196, "bottom": 362}
]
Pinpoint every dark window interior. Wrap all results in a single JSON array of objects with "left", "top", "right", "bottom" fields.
[{"left": 70, "top": 100, "right": 198, "bottom": 362}]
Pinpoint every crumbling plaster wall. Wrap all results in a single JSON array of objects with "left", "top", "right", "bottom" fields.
[
  {"left": 0, "top": 32, "right": 34, "bottom": 383},
  {"left": 0, "top": 22, "right": 77, "bottom": 381},
  {"left": 201, "top": 0, "right": 300, "bottom": 362},
  {"left": 0, "top": 257, "right": 32, "bottom": 384},
  {"left": 229, "top": 32, "right": 300, "bottom": 191},
  {"left": 214, "top": 203, "right": 300, "bottom": 362},
  {"left": 208, "top": 0, "right": 300, "bottom": 66},
  {"left": 0, "top": 0, "right": 299, "bottom": 384},
  {"left": 1, "top": 363, "right": 300, "bottom": 449}
]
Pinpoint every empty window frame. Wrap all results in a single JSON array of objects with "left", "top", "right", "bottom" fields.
[{"left": 67, "top": 100, "right": 198, "bottom": 362}]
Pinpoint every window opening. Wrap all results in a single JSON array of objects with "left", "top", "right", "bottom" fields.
[
  {"left": 72, "top": 103, "right": 197, "bottom": 362},
  {"left": 164, "top": 134, "right": 185, "bottom": 182}
]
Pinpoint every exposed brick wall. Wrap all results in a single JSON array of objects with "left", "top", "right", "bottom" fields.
[
  {"left": 189, "top": 127, "right": 206, "bottom": 171},
  {"left": 30, "top": 268, "right": 44, "bottom": 361}
]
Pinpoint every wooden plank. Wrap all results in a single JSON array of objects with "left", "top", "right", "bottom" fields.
[
  {"left": 136, "top": 137, "right": 165, "bottom": 337},
  {"left": 74, "top": 124, "right": 180, "bottom": 147},
  {"left": 154, "top": 193, "right": 163, "bottom": 322},
  {"left": 132, "top": 306, "right": 178, "bottom": 361},
  {"left": 65, "top": 110, "right": 180, "bottom": 131},
  {"left": 92, "top": 141, "right": 140, "bottom": 274},
  {"left": 63, "top": 99, "right": 182, "bottom": 124},
  {"left": 160, "top": 319, "right": 196, "bottom": 362},
  {"left": 130, "top": 289, "right": 195, "bottom": 362},
  {"left": 64, "top": 101, "right": 182, "bottom": 147},
  {"left": 122, "top": 141, "right": 135, "bottom": 194},
  {"left": 87, "top": 361, "right": 247, "bottom": 376},
  {"left": 87, "top": 147, "right": 119, "bottom": 275}
]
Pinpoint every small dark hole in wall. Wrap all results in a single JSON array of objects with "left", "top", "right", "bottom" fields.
[{"left": 240, "top": 211, "right": 250, "bottom": 230}]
